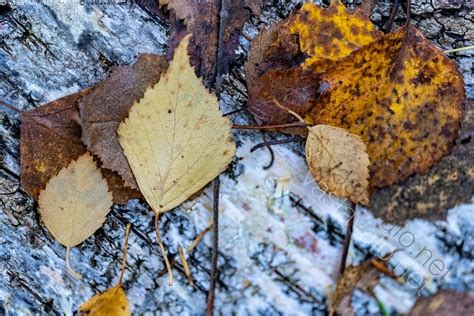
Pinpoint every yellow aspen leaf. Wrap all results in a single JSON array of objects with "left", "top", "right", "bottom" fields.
[
  {"left": 79, "top": 285, "right": 130, "bottom": 316},
  {"left": 288, "top": 1, "right": 382, "bottom": 71},
  {"left": 118, "top": 34, "right": 235, "bottom": 214},
  {"left": 38, "top": 153, "right": 113, "bottom": 278},
  {"left": 79, "top": 224, "right": 132, "bottom": 316},
  {"left": 306, "top": 125, "right": 370, "bottom": 205},
  {"left": 308, "top": 25, "right": 465, "bottom": 188}
]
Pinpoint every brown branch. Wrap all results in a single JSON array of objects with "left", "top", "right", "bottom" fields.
[
  {"left": 206, "top": 177, "right": 220, "bottom": 316},
  {"left": 117, "top": 223, "right": 131, "bottom": 286},
  {"left": 0, "top": 100, "right": 23, "bottom": 114},
  {"left": 232, "top": 122, "right": 309, "bottom": 130},
  {"left": 337, "top": 202, "right": 356, "bottom": 277}
]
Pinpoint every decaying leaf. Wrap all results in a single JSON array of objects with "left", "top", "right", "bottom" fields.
[
  {"left": 161, "top": 0, "right": 263, "bottom": 86},
  {"left": 309, "top": 25, "right": 465, "bottom": 188},
  {"left": 20, "top": 92, "right": 141, "bottom": 204},
  {"left": 38, "top": 153, "right": 113, "bottom": 277},
  {"left": 118, "top": 34, "right": 235, "bottom": 214},
  {"left": 79, "top": 223, "right": 132, "bottom": 316},
  {"left": 370, "top": 99, "right": 474, "bottom": 224},
  {"left": 331, "top": 259, "right": 397, "bottom": 316},
  {"left": 409, "top": 290, "right": 474, "bottom": 316},
  {"left": 79, "top": 54, "right": 168, "bottom": 190},
  {"left": 306, "top": 125, "right": 370, "bottom": 205},
  {"left": 246, "top": 1, "right": 382, "bottom": 126},
  {"left": 79, "top": 286, "right": 130, "bottom": 316}
]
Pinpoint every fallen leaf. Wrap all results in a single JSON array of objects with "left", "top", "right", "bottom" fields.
[
  {"left": 20, "top": 92, "right": 141, "bottom": 204},
  {"left": 79, "top": 223, "right": 132, "bottom": 316},
  {"left": 161, "top": 0, "right": 263, "bottom": 87},
  {"left": 306, "top": 125, "right": 370, "bottom": 205},
  {"left": 409, "top": 290, "right": 474, "bottom": 315},
  {"left": 38, "top": 153, "right": 112, "bottom": 277},
  {"left": 79, "top": 285, "right": 130, "bottom": 316},
  {"left": 308, "top": 25, "right": 465, "bottom": 188},
  {"left": 331, "top": 259, "right": 396, "bottom": 316},
  {"left": 370, "top": 99, "right": 474, "bottom": 224},
  {"left": 79, "top": 54, "right": 168, "bottom": 190},
  {"left": 118, "top": 34, "right": 235, "bottom": 213},
  {"left": 246, "top": 1, "right": 382, "bottom": 126}
]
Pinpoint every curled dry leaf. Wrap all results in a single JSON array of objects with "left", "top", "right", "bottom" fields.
[
  {"left": 160, "top": 0, "right": 263, "bottom": 87},
  {"left": 310, "top": 25, "right": 465, "bottom": 188},
  {"left": 306, "top": 125, "right": 370, "bottom": 205},
  {"left": 79, "top": 54, "right": 168, "bottom": 190},
  {"left": 409, "top": 290, "right": 474, "bottom": 316},
  {"left": 20, "top": 91, "right": 141, "bottom": 204},
  {"left": 246, "top": 1, "right": 382, "bottom": 126},
  {"left": 331, "top": 259, "right": 397, "bottom": 316},
  {"left": 370, "top": 99, "right": 474, "bottom": 224},
  {"left": 38, "top": 153, "right": 113, "bottom": 277},
  {"left": 118, "top": 34, "right": 236, "bottom": 214},
  {"left": 79, "top": 224, "right": 132, "bottom": 316}
]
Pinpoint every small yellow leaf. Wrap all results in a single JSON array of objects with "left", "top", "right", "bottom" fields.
[
  {"left": 306, "top": 125, "right": 370, "bottom": 205},
  {"left": 118, "top": 34, "right": 236, "bottom": 214},
  {"left": 79, "top": 285, "right": 130, "bottom": 316},
  {"left": 38, "top": 153, "right": 113, "bottom": 247}
]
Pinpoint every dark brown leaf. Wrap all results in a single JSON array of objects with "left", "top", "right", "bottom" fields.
[
  {"left": 20, "top": 91, "right": 141, "bottom": 204},
  {"left": 409, "top": 290, "right": 474, "bottom": 316},
  {"left": 160, "top": 0, "right": 264, "bottom": 87},
  {"left": 79, "top": 54, "right": 168, "bottom": 190}
]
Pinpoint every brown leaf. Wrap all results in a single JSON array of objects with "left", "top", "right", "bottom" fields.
[
  {"left": 161, "top": 0, "right": 264, "bottom": 86},
  {"left": 309, "top": 25, "right": 465, "bottom": 188},
  {"left": 79, "top": 54, "right": 168, "bottom": 190},
  {"left": 331, "top": 259, "right": 395, "bottom": 315},
  {"left": 370, "top": 99, "right": 474, "bottom": 224},
  {"left": 306, "top": 125, "right": 370, "bottom": 205},
  {"left": 409, "top": 290, "right": 474, "bottom": 316},
  {"left": 246, "top": 1, "right": 382, "bottom": 126},
  {"left": 20, "top": 91, "right": 141, "bottom": 204}
]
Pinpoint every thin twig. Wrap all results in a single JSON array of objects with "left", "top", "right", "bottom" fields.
[
  {"left": 384, "top": 0, "right": 400, "bottom": 32},
  {"left": 250, "top": 137, "right": 304, "bottom": 153},
  {"left": 406, "top": 0, "right": 411, "bottom": 26},
  {"left": 445, "top": 45, "right": 474, "bottom": 54},
  {"left": 117, "top": 223, "right": 131, "bottom": 286},
  {"left": 223, "top": 107, "right": 247, "bottom": 116},
  {"left": 261, "top": 132, "right": 275, "bottom": 170},
  {"left": 178, "top": 245, "right": 194, "bottom": 287},
  {"left": 232, "top": 122, "right": 308, "bottom": 130},
  {"left": 337, "top": 202, "right": 356, "bottom": 277},
  {"left": 0, "top": 100, "right": 23, "bottom": 114},
  {"left": 207, "top": 177, "right": 220, "bottom": 316}
]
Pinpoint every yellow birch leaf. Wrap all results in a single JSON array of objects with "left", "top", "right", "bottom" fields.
[
  {"left": 306, "top": 125, "right": 370, "bottom": 205},
  {"left": 38, "top": 153, "right": 113, "bottom": 277},
  {"left": 79, "top": 285, "right": 130, "bottom": 316},
  {"left": 117, "top": 34, "right": 236, "bottom": 214}
]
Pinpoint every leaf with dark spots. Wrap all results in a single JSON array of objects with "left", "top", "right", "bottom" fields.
[
  {"left": 370, "top": 99, "right": 474, "bottom": 225},
  {"left": 246, "top": 1, "right": 382, "bottom": 127},
  {"left": 309, "top": 25, "right": 465, "bottom": 189},
  {"left": 160, "top": 0, "right": 264, "bottom": 87},
  {"left": 20, "top": 91, "right": 141, "bottom": 204},
  {"left": 79, "top": 54, "right": 168, "bottom": 190},
  {"left": 409, "top": 290, "right": 474, "bottom": 315}
]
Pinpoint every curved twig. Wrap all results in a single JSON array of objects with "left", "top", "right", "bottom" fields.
[
  {"left": 155, "top": 213, "right": 174, "bottom": 286},
  {"left": 250, "top": 137, "right": 304, "bottom": 153}
]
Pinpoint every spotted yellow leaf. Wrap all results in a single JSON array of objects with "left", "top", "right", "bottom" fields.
[
  {"left": 118, "top": 34, "right": 235, "bottom": 214},
  {"left": 79, "top": 285, "right": 130, "bottom": 316}
]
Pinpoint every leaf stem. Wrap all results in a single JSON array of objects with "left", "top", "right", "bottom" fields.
[
  {"left": 207, "top": 177, "right": 220, "bottom": 316},
  {"left": 0, "top": 100, "right": 23, "bottom": 114},
  {"left": 65, "top": 247, "right": 82, "bottom": 279},
  {"left": 117, "top": 223, "right": 131, "bottom": 286},
  {"left": 155, "top": 213, "right": 174, "bottom": 286}
]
